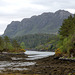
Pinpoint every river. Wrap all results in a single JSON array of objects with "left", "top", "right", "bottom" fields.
[
  {"left": 25, "top": 51, "right": 55, "bottom": 60},
  {"left": 0, "top": 51, "right": 55, "bottom": 74}
]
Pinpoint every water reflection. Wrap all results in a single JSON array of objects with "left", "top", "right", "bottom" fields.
[
  {"left": 25, "top": 51, "right": 55, "bottom": 60},
  {"left": 0, "top": 61, "right": 36, "bottom": 72}
]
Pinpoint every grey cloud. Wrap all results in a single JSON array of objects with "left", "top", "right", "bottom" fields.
[
  {"left": 0, "top": 0, "right": 9, "bottom": 6},
  {"left": 0, "top": 0, "right": 75, "bottom": 19},
  {"left": 30, "top": 0, "right": 69, "bottom": 6},
  {"left": 0, "top": 0, "right": 75, "bottom": 21},
  {"left": 31, "top": 0, "right": 75, "bottom": 9}
]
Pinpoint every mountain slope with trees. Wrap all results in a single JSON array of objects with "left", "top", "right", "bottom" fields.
[
  {"left": 3, "top": 10, "right": 72, "bottom": 38},
  {"left": 14, "top": 34, "right": 58, "bottom": 49}
]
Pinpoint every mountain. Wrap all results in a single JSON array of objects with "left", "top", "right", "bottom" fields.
[{"left": 3, "top": 10, "right": 72, "bottom": 38}]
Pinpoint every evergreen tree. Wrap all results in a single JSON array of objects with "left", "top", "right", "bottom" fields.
[
  {"left": 20, "top": 42, "right": 25, "bottom": 49},
  {"left": 0, "top": 36, "right": 4, "bottom": 52},
  {"left": 12, "top": 40, "right": 20, "bottom": 50},
  {"left": 4, "top": 36, "right": 10, "bottom": 51},
  {"left": 59, "top": 15, "right": 75, "bottom": 37},
  {"left": 58, "top": 15, "right": 75, "bottom": 57}
]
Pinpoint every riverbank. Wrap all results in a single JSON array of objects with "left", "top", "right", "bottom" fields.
[
  {"left": 23, "top": 55, "right": 75, "bottom": 75},
  {"left": 0, "top": 54, "right": 75, "bottom": 75},
  {"left": 0, "top": 52, "right": 27, "bottom": 61}
]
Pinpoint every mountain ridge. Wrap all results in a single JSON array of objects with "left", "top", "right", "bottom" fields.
[{"left": 3, "top": 10, "right": 72, "bottom": 38}]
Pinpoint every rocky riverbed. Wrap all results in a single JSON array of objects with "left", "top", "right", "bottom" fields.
[{"left": 0, "top": 52, "right": 75, "bottom": 75}]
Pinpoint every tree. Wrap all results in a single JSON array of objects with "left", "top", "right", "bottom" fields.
[
  {"left": 59, "top": 15, "right": 75, "bottom": 37},
  {"left": 58, "top": 15, "right": 75, "bottom": 57},
  {"left": 4, "top": 36, "right": 10, "bottom": 43},
  {"left": 20, "top": 42, "right": 25, "bottom": 49},
  {"left": 12, "top": 40, "right": 20, "bottom": 50},
  {"left": 4, "top": 36, "right": 10, "bottom": 51},
  {"left": 7, "top": 43, "right": 14, "bottom": 52},
  {"left": 0, "top": 36, "right": 4, "bottom": 52}
]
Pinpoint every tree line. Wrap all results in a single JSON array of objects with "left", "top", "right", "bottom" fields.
[
  {"left": 14, "top": 34, "right": 58, "bottom": 49},
  {"left": 56, "top": 15, "right": 75, "bottom": 57},
  {"left": 0, "top": 36, "right": 25, "bottom": 53}
]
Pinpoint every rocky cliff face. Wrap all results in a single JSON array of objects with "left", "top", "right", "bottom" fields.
[{"left": 3, "top": 10, "right": 72, "bottom": 38}]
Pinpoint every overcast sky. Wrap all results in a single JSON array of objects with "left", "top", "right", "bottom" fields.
[{"left": 0, "top": 0, "right": 75, "bottom": 35}]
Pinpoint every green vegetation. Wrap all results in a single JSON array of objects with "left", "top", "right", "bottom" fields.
[
  {"left": 56, "top": 15, "right": 75, "bottom": 57},
  {"left": 20, "top": 42, "right": 25, "bottom": 49},
  {"left": 0, "top": 36, "right": 25, "bottom": 53},
  {"left": 14, "top": 34, "right": 58, "bottom": 51},
  {"left": 35, "top": 39, "right": 59, "bottom": 51}
]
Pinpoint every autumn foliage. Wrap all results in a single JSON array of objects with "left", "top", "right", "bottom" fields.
[
  {"left": 55, "top": 48, "right": 62, "bottom": 57},
  {"left": 20, "top": 49, "right": 26, "bottom": 52}
]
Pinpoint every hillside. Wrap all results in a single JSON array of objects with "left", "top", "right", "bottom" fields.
[
  {"left": 3, "top": 10, "right": 72, "bottom": 38},
  {"left": 14, "top": 34, "right": 58, "bottom": 49}
]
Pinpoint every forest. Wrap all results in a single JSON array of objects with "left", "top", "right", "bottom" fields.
[
  {"left": 0, "top": 34, "right": 59, "bottom": 52},
  {"left": 56, "top": 15, "right": 75, "bottom": 57},
  {"left": 14, "top": 34, "right": 59, "bottom": 50},
  {"left": 0, "top": 36, "right": 25, "bottom": 53}
]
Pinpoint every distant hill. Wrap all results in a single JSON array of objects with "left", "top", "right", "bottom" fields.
[
  {"left": 14, "top": 34, "right": 57, "bottom": 48},
  {"left": 3, "top": 10, "right": 72, "bottom": 38}
]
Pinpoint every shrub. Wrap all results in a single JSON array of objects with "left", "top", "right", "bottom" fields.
[
  {"left": 20, "top": 49, "right": 26, "bottom": 52},
  {"left": 55, "top": 48, "right": 62, "bottom": 57}
]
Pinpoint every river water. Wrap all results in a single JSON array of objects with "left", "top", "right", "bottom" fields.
[
  {"left": 0, "top": 51, "right": 55, "bottom": 74},
  {"left": 25, "top": 51, "right": 55, "bottom": 60}
]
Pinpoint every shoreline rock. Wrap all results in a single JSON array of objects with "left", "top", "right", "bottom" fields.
[
  {"left": 0, "top": 52, "right": 27, "bottom": 61},
  {"left": 0, "top": 54, "right": 75, "bottom": 75}
]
